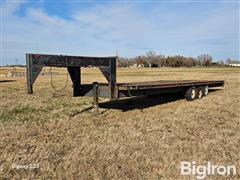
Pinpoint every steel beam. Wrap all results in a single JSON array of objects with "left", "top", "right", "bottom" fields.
[
  {"left": 67, "top": 67, "right": 81, "bottom": 96},
  {"left": 26, "top": 54, "right": 43, "bottom": 94},
  {"left": 93, "top": 82, "right": 99, "bottom": 112},
  {"left": 29, "top": 54, "right": 116, "bottom": 67},
  {"left": 26, "top": 54, "right": 33, "bottom": 94},
  {"left": 109, "top": 58, "right": 116, "bottom": 99}
]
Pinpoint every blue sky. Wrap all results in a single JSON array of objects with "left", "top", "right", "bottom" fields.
[{"left": 1, "top": 0, "right": 239, "bottom": 65}]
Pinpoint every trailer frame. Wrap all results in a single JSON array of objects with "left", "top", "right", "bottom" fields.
[{"left": 26, "top": 53, "right": 224, "bottom": 111}]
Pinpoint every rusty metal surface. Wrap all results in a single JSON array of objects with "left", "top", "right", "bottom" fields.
[{"left": 29, "top": 53, "right": 116, "bottom": 67}]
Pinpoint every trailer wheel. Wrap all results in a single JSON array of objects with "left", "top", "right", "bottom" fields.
[
  {"left": 185, "top": 87, "right": 197, "bottom": 101},
  {"left": 197, "top": 87, "right": 204, "bottom": 99},
  {"left": 203, "top": 85, "right": 209, "bottom": 96}
]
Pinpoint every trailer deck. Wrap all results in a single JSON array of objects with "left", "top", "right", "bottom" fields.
[
  {"left": 26, "top": 53, "right": 224, "bottom": 111},
  {"left": 117, "top": 80, "right": 224, "bottom": 90}
]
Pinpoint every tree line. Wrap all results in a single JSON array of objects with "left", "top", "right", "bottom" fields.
[{"left": 117, "top": 51, "right": 237, "bottom": 68}]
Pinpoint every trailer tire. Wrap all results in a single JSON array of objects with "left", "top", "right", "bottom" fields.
[
  {"left": 185, "top": 87, "right": 197, "bottom": 101},
  {"left": 197, "top": 87, "right": 204, "bottom": 99},
  {"left": 203, "top": 85, "right": 209, "bottom": 96}
]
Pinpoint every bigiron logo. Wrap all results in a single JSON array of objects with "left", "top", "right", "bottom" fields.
[{"left": 180, "top": 161, "right": 237, "bottom": 179}]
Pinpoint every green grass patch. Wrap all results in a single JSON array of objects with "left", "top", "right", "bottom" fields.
[{"left": 0, "top": 105, "right": 44, "bottom": 123}]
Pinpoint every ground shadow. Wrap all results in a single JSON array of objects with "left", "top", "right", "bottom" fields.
[
  {"left": 99, "top": 93, "right": 184, "bottom": 112},
  {"left": 0, "top": 80, "right": 16, "bottom": 83},
  {"left": 99, "top": 89, "right": 222, "bottom": 112},
  {"left": 209, "top": 89, "right": 220, "bottom": 93}
]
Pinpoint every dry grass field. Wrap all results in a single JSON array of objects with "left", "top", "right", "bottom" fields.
[{"left": 0, "top": 67, "right": 239, "bottom": 179}]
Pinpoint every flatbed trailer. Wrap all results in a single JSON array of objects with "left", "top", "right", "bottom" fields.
[{"left": 26, "top": 54, "right": 224, "bottom": 111}]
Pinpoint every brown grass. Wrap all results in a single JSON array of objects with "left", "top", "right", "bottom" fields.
[{"left": 0, "top": 67, "right": 240, "bottom": 179}]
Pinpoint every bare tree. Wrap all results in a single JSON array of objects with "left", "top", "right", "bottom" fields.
[
  {"left": 156, "top": 54, "right": 165, "bottom": 67},
  {"left": 146, "top": 51, "right": 157, "bottom": 67},
  {"left": 197, "top": 54, "right": 213, "bottom": 67},
  {"left": 117, "top": 57, "right": 129, "bottom": 67},
  {"left": 118, "top": 52, "right": 217, "bottom": 68}
]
